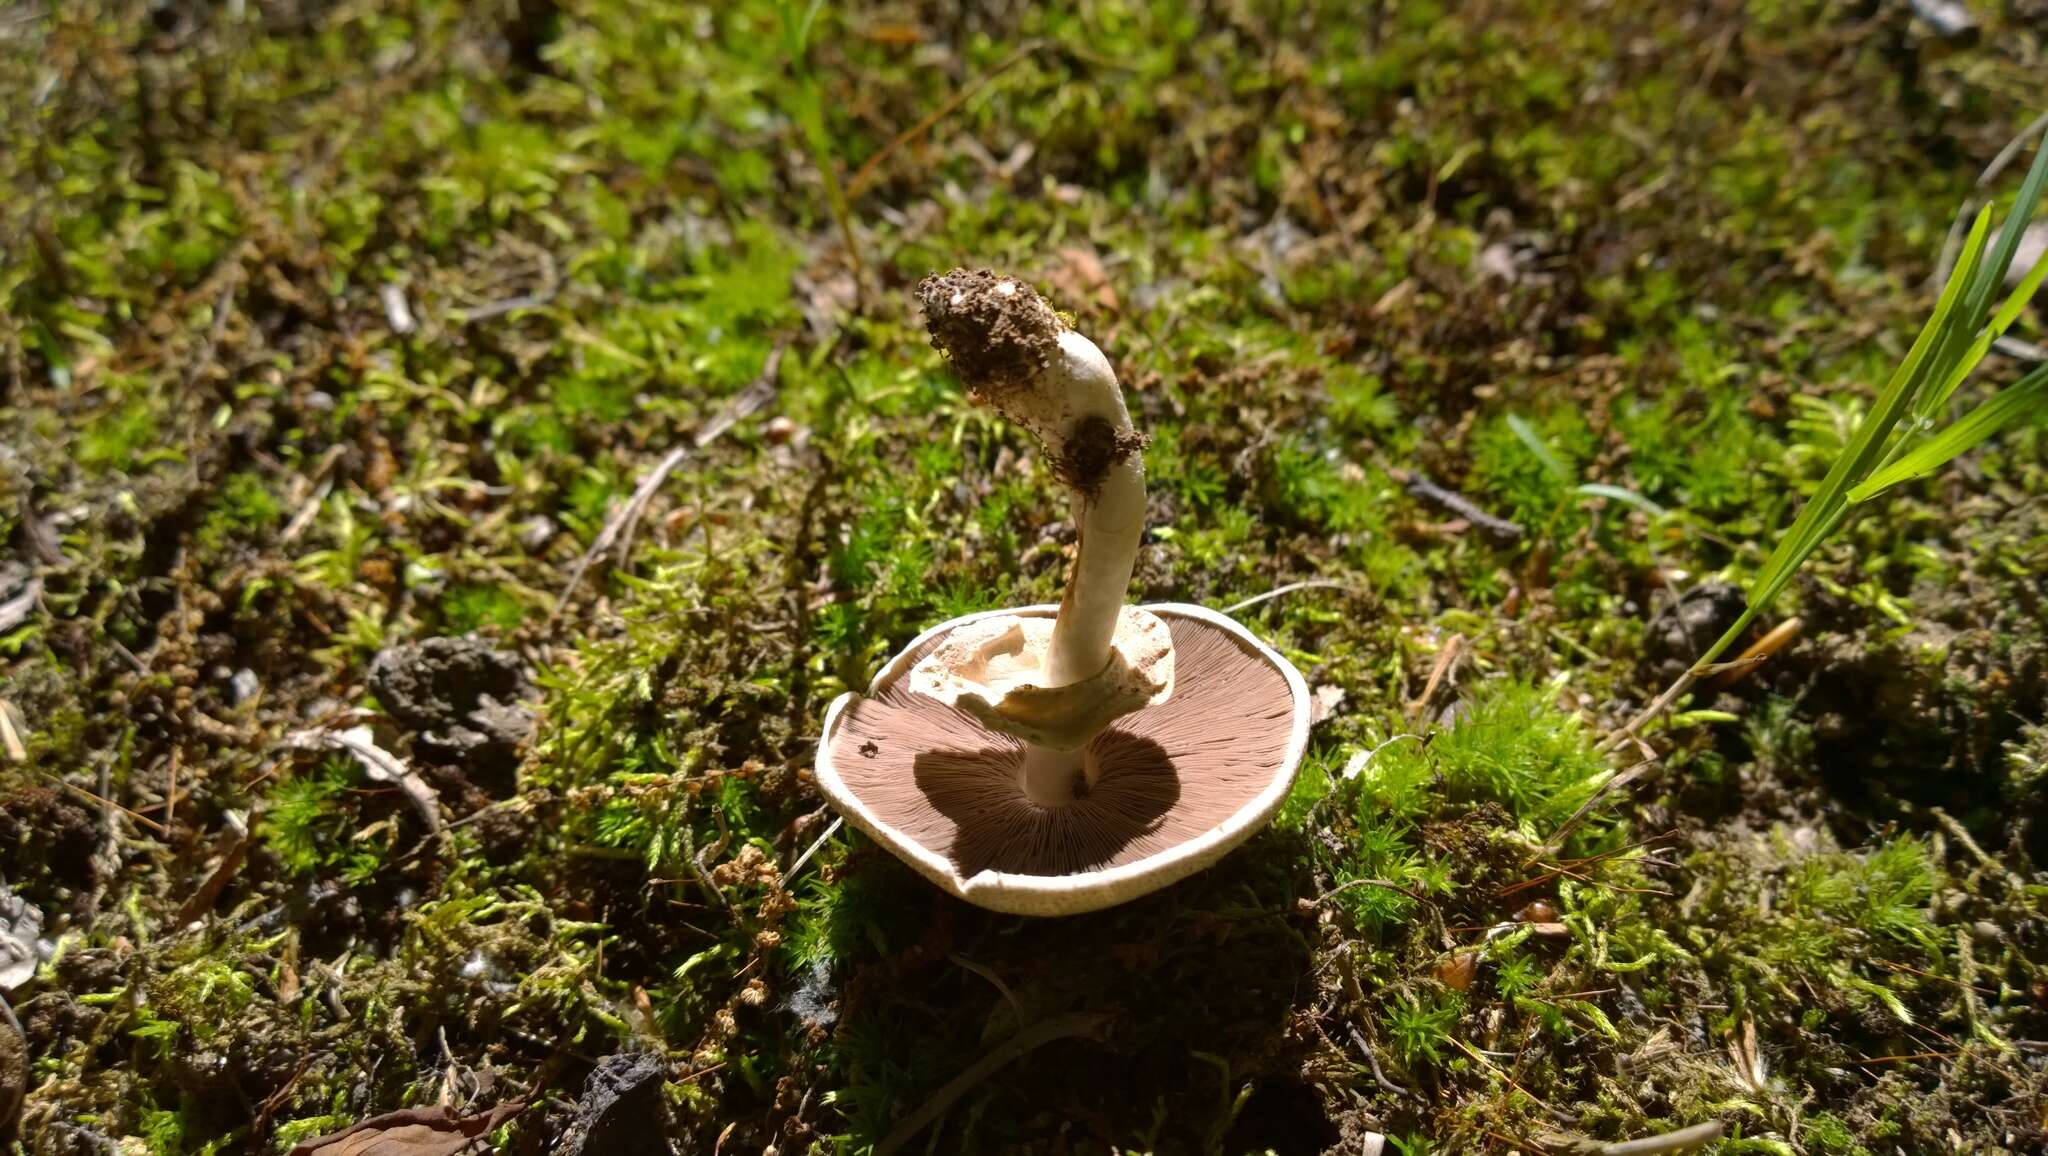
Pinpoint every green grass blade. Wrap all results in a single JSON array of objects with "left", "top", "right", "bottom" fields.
[
  {"left": 1849, "top": 364, "right": 2048, "bottom": 502},
  {"left": 1507, "top": 414, "right": 1572, "bottom": 480},
  {"left": 1918, "top": 131, "right": 2048, "bottom": 419},
  {"left": 1747, "top": 503, "right": 1851, "bottom": 622},
  {"left": 1745, "top": 207, "right": 1990, "bottom": 603},
  {"left": 1693, "top": 499, "right": 1853, "bottom": 671},
  {"left": 1915, "top": 241, "right": 2048, "bottom": 416},
  {"left": 1574, "top": 483, "right": 1668, "bottom": 517},
  {"left": 1974, "top": 129, "right": 2048, "bottom": 311}
]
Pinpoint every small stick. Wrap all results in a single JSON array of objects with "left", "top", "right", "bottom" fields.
[
  {"left": 1452, "top": 1038, "right": 1555, "bottom": 1112},
  {"left": 182, "top": 273, "right": 242, "bottom": 388},
  {"left": 1406, "top": 634, "right": 1464, "bottom": 719},
  {"left": 677, "top": 813, "right": 733, "bottom": 919},
  {"left": 876, "top": 1012, "right": 1111, "bottom": 1155},
  {"left": 457, "top": 288, "right": 557, "bottom": 323},
  {"left": 784, "top": 815, "right": 843, "bottom": 885},
  {"left": 280, "top": 445, "right": 347, "bottom": 543},
  {"left": 1542, "top": 757, "right": 1658, "bottom": 852},
  {"left": 1341, "top": 733, "right": 1423, "bottom": 781},
  {"left": 552, "top": 345, "right": 784, "bottom": 622},
  {"left": 289, "top": 725, "right": 441, "bottom": 833},
  {"left": 1597, "top": 669, "right": 1695, "bottom": 754},
  {"left": 1221, "top": 579, "right": 1361, "bottom": 615},
  {"left": 1318, "top": 877, "right": 1431, "bottom": 906},
  {"left": 1345, "top": 1024, "right": 1410, "bottom": 1099},
  {"left": 846, "top": 41, "right": 1049, "bottom": 198},
  {"left": 174, "top": 820, "right": 252, "bottom": 926},
  {"left": 1586, "top": 1120, "right": 1727, "bottom": 1156},
  {"left": 1396, "top": 470, "right": 1525, "bottom": 541},
  {"left": 949, "top": 953, "right": 1026, "bottom": 1023},
  {"left": 164, "top": 746, "right": 178, "bottom": 828},
  {"left": 1703, "top": 616, "right": 1801, "bottom": 690},
  {"left": 53, "top": 776, "right": 167, "bottom": 835},
  {"left": 1995, "top": 335, "right": 2045, "bottom": 364},
  {"left": 1928, "top": 806, "right": 2025, "bottom": 892},
  {"left": 1843, "top": 1051, "right": 1955, "bottom": 1065}
]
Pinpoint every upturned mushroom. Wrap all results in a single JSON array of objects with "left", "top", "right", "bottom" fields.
[{"left": 814, "top": 269, "right": 1310, "bottom": 916}]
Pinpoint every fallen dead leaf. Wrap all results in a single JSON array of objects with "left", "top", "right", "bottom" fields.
[
  {"left": 1310, "top": 684, "right": 1345, "bottom": 725},
  {"left": 0, "top": 577, "right": 39, "bottom": 634},
  {"left": 0, "top": 887, "right": 42, "bottom": 991},
  {"left": 288, "top": 725, "right": 441, "bottom": 833},
  {"left": 174, "top": 812, "right": 252, "bottom": 926},
  {"left": 287, "top": 1100, "right": 527, "bottom": 1156},
  {"left": 1047, "top": 247, "right": 1119, "bottom": 312}
]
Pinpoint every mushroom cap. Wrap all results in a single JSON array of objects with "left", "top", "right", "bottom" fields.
[{"left": 815, "top": 603, "right": 1311, "bottom": 916}]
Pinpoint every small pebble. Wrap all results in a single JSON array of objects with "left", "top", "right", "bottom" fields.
[{"left": 518, "top": 516, "right": 557, "bottom": 551}]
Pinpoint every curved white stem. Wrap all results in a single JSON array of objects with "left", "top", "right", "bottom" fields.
[
  {"left": 910, "top": 270, "right": 1168, "bottom": 756},
  {"left": 1037, "top": 332, "right": 1145, "bottom": 686}
]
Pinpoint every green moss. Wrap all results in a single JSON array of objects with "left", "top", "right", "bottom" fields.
[
  {"left": 260, "top": 756, "right": 355, "bottom": 876},
  {"left": 194, "top": 470, "right": 284, "bottom": 556},
  {"left": 1432, "top": 682, "right": 1611, "bottom": 834},
  {"left": 1385, "top": 989, "right": 1464, "bottom": 1068},
  {"left": 4, "top": 0, "right": 2045, "bottom": 1151},
  {"left": 77, "top": 396, "right": 173, "bottom": 472},
  {"left": 439, "top": 583, "right": 528, "bottom": 634}
]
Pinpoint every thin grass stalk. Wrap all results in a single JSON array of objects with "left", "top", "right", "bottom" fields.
[{"left": 1599, "top": 130, "right": 2048, "bottom": 753}]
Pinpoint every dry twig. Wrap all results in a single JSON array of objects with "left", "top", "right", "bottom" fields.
[
  {"left": 552, "top": 345, "right": 785, "bottom": 621},
  {"left": 877, "top": 1012, "right": 1112, "bottom": 1155},
  {"left": 288, "top": 724, "right": 441, "bottom": 833},
  {"left": 846, "top": 41, "right": 1050, "bottom": 198},
  {"left": 1221, "top": 579, "right": 1362, "bottom": 615}
]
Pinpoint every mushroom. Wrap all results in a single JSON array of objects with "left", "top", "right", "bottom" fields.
[{"left": 813, "top": 269, "right": 1310, "bottom": 916}]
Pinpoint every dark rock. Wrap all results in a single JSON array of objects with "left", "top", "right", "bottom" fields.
[
  {"left": 560, "top": 1052, "right": 674, "bottom": 1156},
  {"left": 167, "top": 1048, "right": 231, "bottom": 1098},
  {"left": 51, "top": 948, "right": 122, "bottom": 995},
  {"left": 0, "top": 788, "right": 98, "bottom": 891},
  {"left": 368, "top": 636, "right": 523, "bottom": 733},
  {"left": 21, "top": 949, "right": 124, "bottom": 1059},
  {"left": 1, "top": 1012, "right": 23, "bottom": 1138},
  {"left": 368, "top": 637, "right": 534, "bottom": 788},
  {"left": 1640, "top": 582, "right": 1750, "bottom": 686},
  {"left": 19, "top": 990, "right": 102, "bottom": 1055}
]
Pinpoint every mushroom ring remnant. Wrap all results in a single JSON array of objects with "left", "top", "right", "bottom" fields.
[{"left": 815, "top": 603, "right": 1311, "bottom": 916}]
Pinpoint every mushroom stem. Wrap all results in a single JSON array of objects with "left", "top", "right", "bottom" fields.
[
  {"left": 912, "top": 269, "right": 1169, "bottom": 752},
  {"left": 1017, "top": 743, "right": 1089, "bottom": 807},
  {"left": 1040, "top": 331, "right": 1145, "bottom": 687},
  {"left": 916, "top": 270, "right": 1147, "bottom": 687}
]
